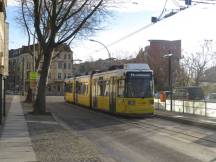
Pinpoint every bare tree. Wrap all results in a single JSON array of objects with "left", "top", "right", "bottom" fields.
[
  {"left": 181, "top": 40, "right": 215, "bottom": 86},
  {"left": 18, "top": 0, "right": 110, "bottom": 114}
]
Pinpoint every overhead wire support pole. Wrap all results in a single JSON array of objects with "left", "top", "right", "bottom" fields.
[{"left": 164, "top": 54, "right": 173, "bottom": 112}]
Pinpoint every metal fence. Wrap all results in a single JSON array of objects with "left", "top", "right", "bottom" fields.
[{"left": 154, "top": 98, "right": 216, "bottom": 118}]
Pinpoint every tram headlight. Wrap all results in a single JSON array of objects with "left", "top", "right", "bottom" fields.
[{"left": 128, "top": 101, "right": 135, "bottom": 105}]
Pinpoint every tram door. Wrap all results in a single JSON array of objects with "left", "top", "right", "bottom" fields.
[
  {"left": 92, "top": 80, "right": 97, "bottom": 108},
  {"left": 72, "top": 81, "right": 75, "bottom": 103},
  {"left": 110, "top": 77, "right": 116, "bottom": 113},
  {"left": 75, "top": 81, "right": 79, "bottom": 104}
]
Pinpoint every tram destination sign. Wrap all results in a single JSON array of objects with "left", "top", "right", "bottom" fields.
[{"left": 128, "top": 73, "right": 151, "bottom": 78}]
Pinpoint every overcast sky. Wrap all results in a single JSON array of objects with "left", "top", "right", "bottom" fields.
[{"left": 7, "top": 0, "right": 216, "bottom": 61}]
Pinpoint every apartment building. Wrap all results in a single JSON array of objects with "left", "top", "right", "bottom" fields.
[
  {"left": 8, "top": 44, "right": 73, "bottom": 96},
  {"left": 0, "top": 0, "right": 8, "bottom": 123}
]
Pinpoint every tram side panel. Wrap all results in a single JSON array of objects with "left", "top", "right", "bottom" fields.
[{"left": 64, "top": 80, "right": 75, "bottom": 103}]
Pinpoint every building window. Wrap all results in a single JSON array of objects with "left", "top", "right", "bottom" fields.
[
  {"left": 64, "top": 54, "right": 67, "bottom": 59},
  {"left": 58, "top": 62, "right": 62, "bottom": 69},
  {"left": 13, "top": 60, "right": 16, "bottom": 65},
  {"left": 48, "top": 73, "right": 51, "bottom": 79},
  {"left": 68, "top": 63, "right": 71, "bottom": 69},
  {"left": 26, "top": 62, "right": 30, "bottom": 69},
  {"left": 48, "top": 86, "right": 51, "bottom": 92},
  {"left": 68, "top": 54, "right": 71, "bottom": 59},
  {"left": 64, "top": 73, "right": 67, "bottom": 79},
  {"left": 64, "top": 63, "right": 67, "bottom": 69},
  {"left": 57, "top": 85, "right": 61, "bottom": 92},
  {"left": 58, "top": 73, "right": 62, "bottom": 80}
]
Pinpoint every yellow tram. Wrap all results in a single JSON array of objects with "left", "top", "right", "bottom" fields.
[{"left": 64, "top": 64, "right": 154, "bottom": 115}]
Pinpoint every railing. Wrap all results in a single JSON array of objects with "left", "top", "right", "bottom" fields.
[{"left": 154, "top": 98, "right": 216, "bottom": 118}]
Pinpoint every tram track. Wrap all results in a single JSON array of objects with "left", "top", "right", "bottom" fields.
[
  {"left": 48, "top": 98, "right": 216, "bottom": 162},
  {"left": 112, "top": 117, "right": 216, "bottom": 145},
  {"left": 57, "top": 101, "right": 216, "bottom": 146}
]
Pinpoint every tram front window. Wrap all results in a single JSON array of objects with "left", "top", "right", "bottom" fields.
[{"left": 126, "top": 72, "right": 153, "bottom": 98}]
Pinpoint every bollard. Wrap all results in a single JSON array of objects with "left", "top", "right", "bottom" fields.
[
  {"left": 205, "top": 100, "right": 207, "bottom": 117},
  {"left": 183, "top": 100, "right": 184, "bottom": 113}
]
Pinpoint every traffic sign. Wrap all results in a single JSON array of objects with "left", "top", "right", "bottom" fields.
[{"left": 30, "top": 72, "right": 38, "bottom": 80}]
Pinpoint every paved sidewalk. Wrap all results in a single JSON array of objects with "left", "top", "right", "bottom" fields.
[
  {"left": 0, "top": 96, "right": 37, "bottom": 162},
  {"left": 155, "top": 109, "right": 216, "bottom": 130}
]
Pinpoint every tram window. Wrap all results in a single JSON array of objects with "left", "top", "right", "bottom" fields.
[
  {"left": 80, "top": 83, "right": 85, "bottom": 95},
  {"left": 97, "top": 80, "right": 108, "bottom": 96},
  {"left": 77, "top": 83, "right": 88, "bottom": 95},
  {"left": 118, "top": 80, "right": 125, "bottom": 97},
  {"left": 65, "top": 83, "right": 72, "bottom": 92},
  {"left": 71, "top": 84, "right": 74, "bottom": 92},
  {"left": 76, "top": 82, "right": 82, "bottom": 94},
  {"left": 104, "top": 81, "right": 109, "bottom": 96},
  {"left": 126, "top": 73, "right": 153, "bottom": 98},
  {"left": 86, "top": 84, "right": 88, "bottom": 95}
]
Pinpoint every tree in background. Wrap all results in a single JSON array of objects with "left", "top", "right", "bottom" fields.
[
  {"left": 180, "top": 40, "right": 215, "bottom": 86},
  {"left": 18, "top": 0, "right": 110, "bottom": 114}
]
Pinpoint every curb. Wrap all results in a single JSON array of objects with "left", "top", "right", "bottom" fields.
[{"left": 155, "top": 113, "right": 216, "bottom": 130}]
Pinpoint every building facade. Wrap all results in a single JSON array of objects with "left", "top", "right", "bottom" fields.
[
  {"left": 8, "top": 44, "right": 73, "bottom": 96},
  {"left": 146, "top": 40, "right": 181, "bottom": 90},
  {"left": 0, "top": 0, "right": 8, "bottom": 124}
]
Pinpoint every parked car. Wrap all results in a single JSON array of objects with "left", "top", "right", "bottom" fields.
[
  {"left": 173, "top": 86, "right": 205, "bottom": 100},
  {"left": 164, "top": 91, "right": 172, "bottom": 99},
  {"left": 154, "top": 92, "right": 160, "bottom": 99},
  {"left": 206, "top": 93, "right": 216, "bottom": 102}
]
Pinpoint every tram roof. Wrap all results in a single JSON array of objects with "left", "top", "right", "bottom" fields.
[
  {"left": 92, "top": 64, "right": 152, "bottom": 77},
  {"left": 64, "top": 64, "right": 152, "bottom": 81}
]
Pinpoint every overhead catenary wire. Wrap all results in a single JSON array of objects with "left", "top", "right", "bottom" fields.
[
  {"left": 172, "top": 0, "right": 182, "bottom": 7},
  {"left": 88, "top": 23, "right": 154, "bottom": 57},
  {"left": 88, "top": 0, "right": 215, "bottom": 56},
  {"left": 88, "top": 0, "right": 171, "bottom": 56},
  {"left": 179, "top": 0, "right": 216, "bottom": 4},
  {"left": 106, "top": 23, "right": 154, "bottom": 47},
  {"left": 158, "top": 0, "right": 169, "bottom": 20}
]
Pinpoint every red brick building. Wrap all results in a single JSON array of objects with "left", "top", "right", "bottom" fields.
[{"left": 146, "top": 40, "right": 181, "bottom": 90}]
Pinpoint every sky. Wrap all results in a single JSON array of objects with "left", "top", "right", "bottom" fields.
[{"left": 7, "top": 0, "right": 216, "bottom": 62}]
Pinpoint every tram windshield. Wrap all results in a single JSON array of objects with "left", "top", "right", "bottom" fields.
[{"left": 126, "top": 72, "right": 153, "bottom": 98}]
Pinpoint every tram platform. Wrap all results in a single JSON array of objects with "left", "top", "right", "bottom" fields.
[{"left": 155, "top": 110, "right": 216, "bottom": 130}]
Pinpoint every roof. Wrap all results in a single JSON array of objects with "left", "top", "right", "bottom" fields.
[{"left": 9, "top": 43, "right": 72, "bottom": 57}]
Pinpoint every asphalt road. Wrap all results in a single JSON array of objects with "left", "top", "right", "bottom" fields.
[{"left": 47, "top": 96, "right": 216, "bottom": 162}]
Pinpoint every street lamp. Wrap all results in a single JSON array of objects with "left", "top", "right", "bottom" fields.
[
  {"left": 89, "top": 39, "right": 111, "bottom": 60},
  {"left": 164, "top": 53, "right": 173, "bottom": 112}
]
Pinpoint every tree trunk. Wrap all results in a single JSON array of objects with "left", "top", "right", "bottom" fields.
[
  {"left": 33, "top": 50, "right": 52, "bottom": 114},
  {"left": 25, "top": 88, "right": 33, "bottom": 103}
]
